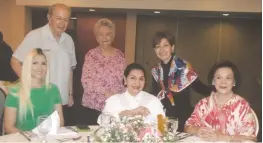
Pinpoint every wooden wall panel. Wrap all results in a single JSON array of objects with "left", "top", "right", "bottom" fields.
[
  {"left": 176, "top": 17, "right": 221, "bottom": 104},
  {"left": 220, "top": 19, "right": 262, "bottom": 139},
  {"left": 220, "top": 19, "right": 261, "bottom": 106}
]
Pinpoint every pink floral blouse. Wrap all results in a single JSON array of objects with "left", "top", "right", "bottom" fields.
[
  {"left": 81, "top": 47, "right": 126, "bottom": 111},
  {"left": 186, "top": 92, "right": 257, "bottom": 137}
]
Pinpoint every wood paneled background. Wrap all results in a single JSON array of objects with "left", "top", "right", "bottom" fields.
[{"left": 135, "top": 15, "right": 262, "bottom": 140}]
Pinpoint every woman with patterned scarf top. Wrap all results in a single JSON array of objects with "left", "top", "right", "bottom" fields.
[{"left": 151, "top": 31, "right": 212, "bottom": 132}]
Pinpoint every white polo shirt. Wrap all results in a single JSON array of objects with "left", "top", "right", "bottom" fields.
[{"left": 13, "top": 24, "right": 77, "bottom": 105}]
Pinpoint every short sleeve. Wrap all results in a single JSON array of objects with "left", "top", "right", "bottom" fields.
[
  {"left": 13, "top": 31, "right": 40, "bottom": 62},
  {"left": 50, "top": 84, "right": 62, "bottom": 104},
  {"left": 5, "top": 94, "right": 19, "bottom": 108}
]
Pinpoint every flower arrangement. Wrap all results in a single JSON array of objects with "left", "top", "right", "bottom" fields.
[{"left": 94, "top": 115, "right": 178, "bottom": 142}]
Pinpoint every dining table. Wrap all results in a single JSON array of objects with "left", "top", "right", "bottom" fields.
[{"left": 0, "top": 125, "right": 205, "bottom": 142}]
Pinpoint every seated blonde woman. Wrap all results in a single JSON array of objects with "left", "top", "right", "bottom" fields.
[
  {"left": 98, "top": 63, "right": 165, "bottom": 124},
  {"left": 185, "top": 61, "right": 258, "bottom": 142},
  {"left": 4, "top": 48, "right": 64, "bottom": 133}
]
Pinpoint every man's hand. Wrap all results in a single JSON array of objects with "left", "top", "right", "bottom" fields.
[{"left": 68, "top": 95, "right": 74, "bottom": 107}]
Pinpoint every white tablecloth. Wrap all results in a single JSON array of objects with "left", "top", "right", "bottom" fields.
[{"left": 0, "top": 125, "right": 205, "bottom": 142}]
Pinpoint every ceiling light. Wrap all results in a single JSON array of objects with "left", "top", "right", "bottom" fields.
[
  {"left": 154, "top": 11, "right": 160, "bottom": 14},
  {"left": 70, "top": 17, "right": 77, "bottom": 20},
  {"left": 222, "top": 13, "right": 229, "bottom": 16},
  {"left": 89, "top": 9, "right": 95, "bottom": 12}
]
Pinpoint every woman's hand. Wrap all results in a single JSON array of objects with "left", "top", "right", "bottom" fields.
[
  {"left": 133, "top": 106, "right": 150, "bottom": 116},
  {"left": 197, "top": 127, "right": 218, "bottom": 141},
  {"left": 119, "top": 106, "right": 150, "bottom": 117}
]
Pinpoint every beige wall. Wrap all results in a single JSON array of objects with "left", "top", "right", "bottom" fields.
[
  {"left": 16, "top": 0, "right": 261, "bottom": 12},
  {"left": 0, "top": 0, "right": 31, "bottom": 50},
  {"left": 1, "top": 0, "right": 261, "bottom": 53}
]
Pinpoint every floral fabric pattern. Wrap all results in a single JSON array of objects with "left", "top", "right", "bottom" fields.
[
  {"left": 185, "top": 92, "right": 257, "bottom": 137},
  {"left": 81, "top": 47, "right": 126, "bottom": 111},
  {"left": 151, "top": 55, "right": 198, "bottom": 93}
]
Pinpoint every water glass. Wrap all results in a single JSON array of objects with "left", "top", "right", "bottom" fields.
[
  {"left": 36, "top": 115, "right": 52, "bottom": 143},
  {"left": 166, "top": 117, "right": 179, "bottom": 134}
]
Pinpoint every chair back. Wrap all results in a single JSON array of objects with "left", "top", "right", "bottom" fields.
[{"left": 251, "top": 109, "right": 259, "bottom": 136}]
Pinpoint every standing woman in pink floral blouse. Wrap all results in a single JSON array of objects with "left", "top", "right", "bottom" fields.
[{"left": 80, "top": 18, "right": 126, "bottom": 125}]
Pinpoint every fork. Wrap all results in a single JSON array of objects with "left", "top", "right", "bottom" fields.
[
  {"left": 65, "top": 126, "right": 79, "bottom": 133},
  {"left": 176, "top": 133, "right": 193, "bottom": 141}
]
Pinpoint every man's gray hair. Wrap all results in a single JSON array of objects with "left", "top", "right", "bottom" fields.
[{"left": 48, "top": 3, "right": 71, "bottom": 16}]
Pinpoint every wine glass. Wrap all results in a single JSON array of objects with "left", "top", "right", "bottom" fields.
[
  {"left": 166, "top": 117, "right": 179, "bottom": 134},
  {"left": 36, "top": 115, "right": 52, "bottom": 143}
]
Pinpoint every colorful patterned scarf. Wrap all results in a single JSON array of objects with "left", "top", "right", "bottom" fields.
[{"left": 151, "top": 55, "right": 198, "bottom": 106}]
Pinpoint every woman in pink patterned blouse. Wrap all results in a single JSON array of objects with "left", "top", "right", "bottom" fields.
[
  {"left": 80, "top": 18, "right": 126, "bottom": 125},
  {"left": 185, "top": 61, "right": 258, "bottom": 142}
]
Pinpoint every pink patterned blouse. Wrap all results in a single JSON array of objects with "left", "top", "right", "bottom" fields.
[
  {"left": 81, "top": 47, "right": 126, "bottom": 111},
  {"left": 186, "top": 92, "right": 257, "bottom": 137}
]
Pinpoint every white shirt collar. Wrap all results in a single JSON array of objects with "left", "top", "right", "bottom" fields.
[{"left": 124, "top": 90, "right": 143, "bottom": 102}]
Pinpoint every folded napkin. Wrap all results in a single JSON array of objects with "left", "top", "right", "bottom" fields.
[
  {"left": 32, "top": 110, "right": 60, "bottom": 136},
  {"left": 51, "top": 127, "right": 79, "bottom": 140},
  {"left": 27, "top": 127, "right": 80, "bottom": 142}
]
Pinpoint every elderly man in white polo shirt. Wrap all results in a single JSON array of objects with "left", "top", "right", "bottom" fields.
[{"left": 10, "top": 3, "right": 77, "bottom": 125}]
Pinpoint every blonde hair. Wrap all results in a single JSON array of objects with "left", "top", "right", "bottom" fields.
[
  {"left": 17, "top": 48, "right": 50, "bottom": 121},
  {"left": 94, "top": 18, "right": 115, "bottom": 37}
]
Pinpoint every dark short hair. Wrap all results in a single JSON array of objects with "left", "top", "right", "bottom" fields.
[
  {"left": 152, "top": 31, "right": 175, "bottom": 48},
  {"left": 123, "top": 63, "right": 146, "bottom": 86},
  {"left": 207, "top": 60, "right": 241, "bottom": 92}
]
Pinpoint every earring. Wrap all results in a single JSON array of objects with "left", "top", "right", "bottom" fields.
[{"left": 233, "top": 84, "right": 235, "bottom": 86}]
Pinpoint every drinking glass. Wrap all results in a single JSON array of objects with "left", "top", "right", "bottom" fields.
[
  {"left": 166, "top": 117, "right": 179, "bottom": 134},
  {"left": 36, "top": 115, "right": 52, "bottom": 143}
]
